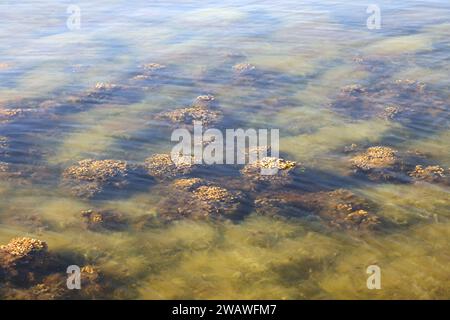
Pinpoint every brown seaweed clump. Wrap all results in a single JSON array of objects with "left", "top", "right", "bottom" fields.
[
  {"left": 233, "top": 63, "right": 256, "bottom": 75},
  {"left": 408, "top": 165, "right": 449, "bottom": 184},
  {"left": 131, "top": 63, "right": 166, "bottom": 81},
  {"left": 0, "top": 238, "right": 50, "bottom": 285},
  {"left": 341, "top": 84, "right": 367, "bottom": 95},
  {"left": 157, "top": 178, "right": 244, "bottom": 220},
  {"left": 78, "top": 82, "right": 122, "bottom": 101},
  {"left": 141, "top": 63, "right": 166, "bottom": 71},
  {"left": 0, "top": 237, "right": 121, "bottom": 299},
  {"left": 145, "top": 153, "right": 196, "bottom": 180},
  {"left": 0, "top": 237, "right": 48, "bottom": 259},
  {"left": 350, "top": 146, "right": 402, "bottom": 181},
  {"left": 68, "top": 82, "right": 142, "bottom": 106},
  {"left": 0, "top": 108, "right": 26, "bottom": 123},
  {"left": 81, "top": 209, "right": 128, "bottom": 231},
  {"left": 381, "top": 105, "right": 402, "bottom": 120},
  {"left": 171, "top": 177, "right": 206, "bottom": 191},
  {"left": 0, "top": 136, "right": 8, "bottom": 150},
  {"left": 62, "top": 159, "right": 129, "bottom": 198},
  {"left": 241, "top": 157, "right": 297, "bottom": 188},
  {"left": 329, "top": 79, "right": 444, "bottom": 124},
  {"left": 0, "top": 161, "right": 8, "bottom": 173},
  {"left": 255, "top": 189, "right": 380, "bottom": 231},
  {"left": 155, "top": 105, "right": 222, "bottom": 128},
  {"left": 193, "top": 94, "right": 216, "bottom": 108},
  {"left": 0, "top": 161, "right": 24, "bottom": 181}
]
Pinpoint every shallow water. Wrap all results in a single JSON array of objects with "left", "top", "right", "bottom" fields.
[{"left": 0, "top": 0, "right": 449, "bottom": 299}]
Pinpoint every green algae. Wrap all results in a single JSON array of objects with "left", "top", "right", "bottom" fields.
[{"left": 1, "top": 0, "right": 449, "bottom": 300}]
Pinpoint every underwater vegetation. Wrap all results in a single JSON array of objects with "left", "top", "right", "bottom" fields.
[{"left": 1, "top": 0, "right": 450, "bottom": 300}]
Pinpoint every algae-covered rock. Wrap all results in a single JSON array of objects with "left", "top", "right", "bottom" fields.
[
  {"left": 351, "top": 146, "right": 398, "bottom": 171},
  {"left": 157, "top": 178, "right": 244, "bottom": 220},
  {"left": 0, "top": 237, "right": 122, "bottom": 299},
  {"left": 0, "top": 136, "right": 8, "bottom": 150},
  {"left": 255, "top": 189, "right": 380, "bottom": 231},
  {"left": 0, "top": 161, "right": 9, "bottom": 173},
  {"left": 171, "top": 177, "right": 207, "bottom": 191},
  {"left": 145, "top": 153, "right": 196, "bottom": 180},
  {"left": 0, "top": 108, "right": 27, "bottom": 123},
  {"left": 329, "top": 79, "right": 445, "bottom": 124},
  {"left": 233, "top": 63, "right": 256, "bottom": 75},
  {"left": 0, "top": 237, "right": 48, "bottom": 259},
  {"left": 131, "top": 63, "right": 166, "bottom": 81},
  {"left": 0, "top": 237, "right": 50, "bottom": 284},
  {"left": 155, "top": 105, "right": 222, "bottom": 128},
  {"left": 141, "top": 63, "right": 166, "bottom": 72},
  {"left": 70, "top": 82, "right": 142, "bottom": 105},
  {"left": 81, "top": 209, "right": 128, "bottom": 231},
  {"left": 0, "top": 161, "right": 21, "bottom": 181},
  {"left": 241, "top": 156, "right": 297, "bottom": 188},
  {"left": 193, "top": 94, "right": 216, "bottom": 108},
  {"left": 62, "top": 159, "right": 130, "bottom": 198},
  {"left": 381, "top": 105, "right": 402, "bottom": 120},
  {"left": 408, "top": 165, "right": 449, "bottom": 184},
  {"left": 350, "top": 146, "right": 403, "bottom": 181},
  {"left": 341, "top": 84, "right": 367, "bottom": 95}
]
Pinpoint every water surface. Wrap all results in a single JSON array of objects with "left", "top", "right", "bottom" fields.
[{"left": 0, "top": 0, "right": 449, "bottom": 299}]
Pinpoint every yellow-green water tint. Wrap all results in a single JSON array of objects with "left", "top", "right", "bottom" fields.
[{"left": 1, "top": 0, "right": 450, "bottom": 300}]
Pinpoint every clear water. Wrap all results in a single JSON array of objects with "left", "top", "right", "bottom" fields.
[{"left": 0, "top": 0, "right": 449, "bottom": 299}]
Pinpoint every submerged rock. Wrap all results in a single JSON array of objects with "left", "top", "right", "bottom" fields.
[
  {"left": 145, "top": 153, "right": 196, "bottom": 180},
  {"left": 171, "top": 177, "right": 206, "bottom": 191},
  {"left": 0, "top": 237, "right": 48, "bottom": 260},
  {"left": 131, "top": 63, "right": 167, "bottom": 81},
  {"left": 0, "top": 161, "right": 10, "bottom": 174},
  {"left": 0, "top": 161, "right": 25, "bottom": 181},
  {"left": 255, "top": 189, "right": 380, "bottom": 231},
  {"left": 393, "top": 79, "right": 426, "bottom": 93},
  {"left": 408, "top": 165, "right": 449, "bottom": 184},
  {"left": 193, "top": 94, "right": 216, "bottom": 108},
  {"left": 0, "top": 136, "right": 8, "bottom": 151},
  {"left": 155, "top": 105, "right": 222, "bottom": 128},
  {"left": 350, "top": 146, "right": 403, "bottom": 181},
  {"left": 5, "top": 273, "right": 68, "bottom": 300},
  {"left": 157, "top": 178, "right": 244, "bottom": 220},
  {"left": 381, "top": 105, "right": 402, "bottom": 120},
  {"left": 0, "top": 108, "right": 27, "bottom": 123},
  {"left": 0, "top": 238, "right": 51, "bottom": 285},
  {"left": 81, "top": 209, "right": 128, "bottom": 231},
  {"left": 154, "top": 94, "right": 223, "bottom": 129},
  {"left": 347, "top": 146, "right": 449, "bottom": 184},
  {"left": 241, "top": 156, "right": 297, "bottom": 188},
  {"left": 233, "top": 63, "right": 256, "bottom": 75},
  {"left": 341, "top": 84, "right": 367, "bottom": 95},
  {"left": 79, "top": 82, "right": 121, "bottom": 99},
  {"left": 69, "top": 82, "right": 142, "bottom": 106},
  {"left": 0, "top": 237, "right": 115, "bottom": 299},
  {"left": 351, "top": 146, "right": 398, "bottom": 171},
  {"left": 62, "top": 159, "right": 130, "bottom": 198},
  {"left": 329, "top": 79, "right": 445, "bottom": 124},
  {"left": 141, "top": 63, "right": 166, "bottom": 71}
]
